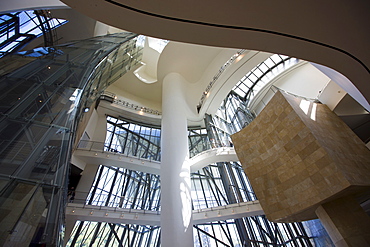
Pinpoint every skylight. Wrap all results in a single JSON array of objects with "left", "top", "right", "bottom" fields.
[
  {"left": 0, "top": 10, "right": 68, "bottom": 57},
  {"left": 232, "top": 54, "right": 298, "bottom": 103}
]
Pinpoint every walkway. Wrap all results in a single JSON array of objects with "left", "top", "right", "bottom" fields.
[
  {"left": 74, "top": 142, "right": 238, "bottom": 175},
  {"left": 66, "top": 200, "right": 263, "bottom": 226}
]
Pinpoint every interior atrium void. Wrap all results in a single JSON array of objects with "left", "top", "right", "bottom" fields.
[{"left": 0, "top": 1, "right": 369, "bottom": 247}]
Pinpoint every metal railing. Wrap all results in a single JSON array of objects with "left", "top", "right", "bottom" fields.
[
  {"left": 76, "top": 140, "right": 161, "bottom": 163},
  {"left": 100, "top": 91, "right": 162, "bottom": 115},
  {"left": 69, "top": 190, "right": 259, "bottom": 214}
]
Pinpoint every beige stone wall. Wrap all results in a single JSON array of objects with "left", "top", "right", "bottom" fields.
[{"left": 232, "top": 91, "right": 370, "bottom": 222}]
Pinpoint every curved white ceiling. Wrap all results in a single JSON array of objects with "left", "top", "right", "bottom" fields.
[{"left": 60, "top": 0, "right": 370, "bottom": 105}]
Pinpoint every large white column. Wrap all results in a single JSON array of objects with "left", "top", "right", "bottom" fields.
[{"left": 161, "top": 73, "right": 193, "bottom": 246}]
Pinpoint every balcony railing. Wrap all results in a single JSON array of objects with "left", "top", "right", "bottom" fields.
[{"left": 76, "top": 140, "right": 161, "bottom": 163}]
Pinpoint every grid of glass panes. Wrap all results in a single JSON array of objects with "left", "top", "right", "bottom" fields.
[
  {"left": 232, "top": 54, "right": 298, "bottom": 103},
  {"left": 191, "top": 162, "right": 313, "bottom": 247},
  {"left": 87, "top": 165, "right": 161, "bottom": 210},
  {"left": 105, "top": 116, "right": 161, "bottom": 161},
  {"left": 188, "top": 128, "right": 211, "bottom": 157},
  {"left": 191, "top": 162, "right": 256, "bottom": 210},
  {"left": 66, "top": 221, "right": 160, "bottom": 247}
]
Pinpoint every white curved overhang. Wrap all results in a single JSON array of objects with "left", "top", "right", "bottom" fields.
[
  {"left": 60, "top": 0, "right": 370, "bottom": 106},
  {"left": 73, "top": 146, "right": 238, "bottom": 174}
]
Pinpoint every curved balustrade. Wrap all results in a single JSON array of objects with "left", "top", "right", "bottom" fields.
[
  {"left": 75, "top": 141, "right": 238, "bottom": 174},
  {"left": 66, "top": 200, "right": 263, "bottom": 226},
  {"left": 75, "top": 140, "right": 161, "bottom": 174},
  {"left": 189, "top": 146, "right": 238, "bottom": 172}
]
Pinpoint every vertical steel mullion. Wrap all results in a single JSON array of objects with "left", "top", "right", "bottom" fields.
[
  {"left": 119, "top": 124, "right": 129, "bottom": 155},
  {"left": 108, "top": 223, "right": 123, "bottom": 247},
  {"left": 69, "top": 221, "right": 85, "bottom": 246},
  {"left": 107, "top": 119, "right": 117, "bottom": 151},
  {"left": 148, "top": 175, "right": 159, "bottom": 210},
  {"left": 285, "top": 223, "right": 299, "bottom": 246},
  {"left": 191, "top": 174, "right": 200, "bottom": 209},
  {"left": 130, "top": 172, "right": 143, "bottom": 208},
  {"left": 141, "top": 174, "right": 151, "bottom": 209},
  {"left": 216, "top": 163, "right": 251, "bottom": 247},
  {"left": 218, "top": 221, "right": 234, "bottom": 246},
  {"left": 206, "top": 168, "right": 224, "bottom": 205},
  {"left": 252, "top": 216, "right": 270, "bottom": 245},
  {"left": 105, "top": 168, "right": 119, "bottom": 206},
  {"left": 120, "top": 224, "right": 128, "bottom": 246},
  {"left": 130, "top": 225, "right": 139, "bottom": 247},
  {"left": 155, "top": 231, "right": 161, "bottom": 247},
  {"left": 88, "top": 222, "right": 102, "bottom": 247},
  {"left": 132, "top": 126, "right": 140, "bottom": 156},
  {"left": 243, "top": 218, "right": 256, "bottom": 247},
  {"left": 209, "top": 223, "right": 219, "bottom": 247},
  {"left": 144, "top": 226, "right": 155, "bottom": 247},
  {"left": 120, "top": 169, "right": 132, "bottom": 207},
  {"left": 273, "top": 223, "right": 288, "bottom": 247},
  {"left": 88, "top": 165, "right": 104, "bottom": 204},
  {"left": 261, "top": 216, "right": 279, "bottom": 245},
  {"left": 197, "top": 227, "right": 203, "bottom": 247},
  {"left": 235, "top": 163, "right": 253, "bottom": 201},
  {"left": 225, "top": 162, "right": 243, "bottom": 202},
  {"left": 216, "top": 163, "right": 235, "bottom": 204},
  {"left": 137, "top": 226, "right": 146, "bottom": 247},
  {"left": 198, "top": 170, "right": 209, "bottom": 208},
  {"left": 80, "top": 222, "right": 94, "bottom": 246},
  {"left": 204, "top": 166, "right": 228, "bottom": 204},
  {"left": 95, "top": 223, "right": 109, "bottom": 246},
  {"left": 297, "top": 222, "right": 313, "bottom": 246},
  {"left": 104, "top": 223, "right": 115, "bottom": 247}
]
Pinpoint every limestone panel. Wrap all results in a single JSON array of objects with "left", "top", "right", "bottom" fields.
[{"left": 232, "top": 91, "right": 370, "bottom": 222}]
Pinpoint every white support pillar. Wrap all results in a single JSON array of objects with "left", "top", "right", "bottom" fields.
[{"left": 161, "top": 73, "right": 193, "bottom": 247}]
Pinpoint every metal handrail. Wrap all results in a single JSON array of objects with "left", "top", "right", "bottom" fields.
[
  {"left": 76, "top": 140, "right": 161, "bottom": 163},
  {"left": 69, "top": 190, "right": 258, "bottom": 213},
  {"left": 101, "top": 91, "right": 162, "bottom": 115}
]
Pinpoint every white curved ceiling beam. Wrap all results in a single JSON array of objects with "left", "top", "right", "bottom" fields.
[{"left": 61, "top": 0, "right": 370, "bottom": 105}]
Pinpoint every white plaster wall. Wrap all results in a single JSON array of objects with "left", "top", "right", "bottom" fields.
[
  {"left": 273, "top": 63, "right": 331, "bottom": 99},
  {"left": 106, "top": 84, "right": 162, "bottom": 111},
  {"left": 251, "top": 62, "right": 332, "bottom": 115}
]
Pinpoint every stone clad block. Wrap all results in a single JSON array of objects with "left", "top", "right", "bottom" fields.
[{"left": 232, "top": 91, "right": 370, "bottom": 222}]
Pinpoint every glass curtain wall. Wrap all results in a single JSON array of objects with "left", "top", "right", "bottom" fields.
[
  {"left": 105, "top": 116, "right": 161, "bottom": 162},
  {"left": 67, "top": 116, "right": 317, "bottom": 247},
  {"left": 66, "top": 164, "right": 161, "bottom": 247},
  {"left": 68, "top": 221, "right": 160, "bottom": 247},
  {"left": 66, "top": 54, "right": 332, "bottom": 246},
  {"left": 0, "top": 32, "right": 142, "bottom": 246},
  {"left": 192, "top": 163, "right": 313, "bottom": 247}
]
